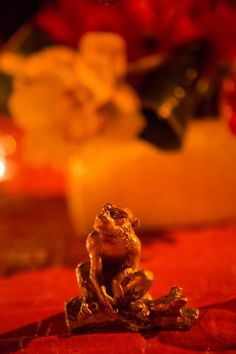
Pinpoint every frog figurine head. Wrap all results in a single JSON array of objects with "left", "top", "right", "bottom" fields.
[{"left": 93, "top": 203, "right": 140, "bottom": 236}]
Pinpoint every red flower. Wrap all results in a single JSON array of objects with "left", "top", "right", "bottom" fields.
[
  {"left": 34, "top": 0, "right": 200, "bottom": 60},
  {"left": 35, "top": 0, "right": 236, "bottom": 62},
  {"left": 35, "top": 0, "right": 156, "bottom": 60},
  {"left": 198, "top": 2, "right": 236, "bottom": 61}
]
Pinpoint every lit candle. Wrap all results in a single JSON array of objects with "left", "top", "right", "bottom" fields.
[
  {"left": 0, "top": 157, "right": 6, "bottom": 179},
  {"left": 0, "top": 134, "right": 17, "bottom": 182}
]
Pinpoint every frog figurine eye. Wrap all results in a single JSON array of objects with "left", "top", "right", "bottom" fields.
[{"left": 110, "top": 208, "right": 128, "bottom": 220}]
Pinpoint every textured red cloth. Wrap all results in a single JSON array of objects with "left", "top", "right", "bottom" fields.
[{"left": 1, "top": 224, "right": 236, "bottom": 353}]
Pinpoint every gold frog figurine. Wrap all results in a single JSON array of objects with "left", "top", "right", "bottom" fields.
[{"left": 65, "top": 203, "right": 199, "bottom": 332}]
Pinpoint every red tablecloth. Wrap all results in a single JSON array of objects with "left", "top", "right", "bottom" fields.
[{"left": 1, "top": 219, "right": 236, "bottom": 353}]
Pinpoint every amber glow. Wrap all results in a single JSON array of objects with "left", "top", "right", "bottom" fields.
[
  {"left": 0, "top": 135, "right": 16, "bottom": 156},
  {"left": 0, "top": 158, "right": 6, "bottom": 179},
  {"left": 0, "top": 134, "right": 17, "bottom": 181}
]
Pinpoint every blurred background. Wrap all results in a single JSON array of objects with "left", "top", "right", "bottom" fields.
[{"left": 0, "top": 0, "right": 236, "bottom": 275}]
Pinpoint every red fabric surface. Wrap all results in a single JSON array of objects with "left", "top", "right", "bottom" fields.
[{"left": 0, "top": 225, "right": 236, "bottom": 353}]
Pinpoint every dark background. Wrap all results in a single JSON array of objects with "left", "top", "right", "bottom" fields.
[{"left": 0, "top": 0, "right": 46, "bottom": 44}]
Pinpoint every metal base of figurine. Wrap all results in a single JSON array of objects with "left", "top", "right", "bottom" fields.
[
  {"left": 65, "top": 203, "right": 199, "bottom": 333},
  {"left": 65, "top": 263, "right": 198, "bottom": 332}
]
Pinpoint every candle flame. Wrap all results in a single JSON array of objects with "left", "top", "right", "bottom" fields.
[
  {"left": 0, "top": 158, "right": 6, "bottom": 179},
  {"left": 0, "top": 134, "right": 16, "bottom": 181}
]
